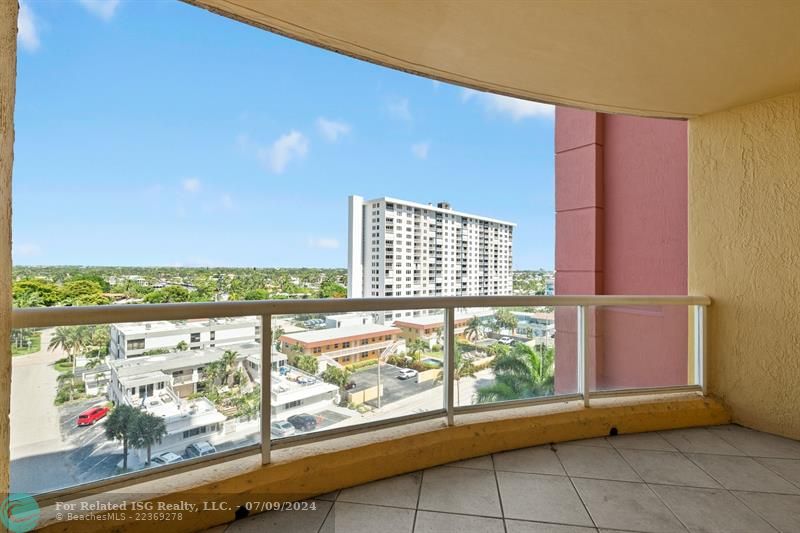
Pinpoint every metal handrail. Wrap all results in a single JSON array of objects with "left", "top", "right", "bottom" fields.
[{"left": 11, "top": 295, "right": 711, "bottom": 328}]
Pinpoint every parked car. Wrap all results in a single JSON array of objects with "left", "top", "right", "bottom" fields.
[
  {"left": 77, "top": 406, "right": 110, "bottom": 426},
  {"left": 397, "top": 368, "right": 418, "bottom": 380},
  {"left": 270, "top": 420, "right": 297, "bottom": 438},
  {"left": 287, "top": 414, "right": 317, "bottom": 432},
  {"left": 499, "top": 337, "right": 514, "bottom": 345},
  {"left": 151, "top": 452, "right": 184, "bottom": 466},
  {"left": 185, "top": 441, "right": 217, "bottom": 458}
]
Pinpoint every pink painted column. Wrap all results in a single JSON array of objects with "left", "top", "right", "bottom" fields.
[
  {"left": 553, "top": 108, "right": 688, "bottom": 393},
  {"left": 600, "top": 115, "right": 688, "bottom": 388},
  {"left": 554, "top": 108, "right": 604, "bottom": 393}
]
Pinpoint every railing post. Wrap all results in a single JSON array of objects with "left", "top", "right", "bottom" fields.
[
  {"left": 444, "top": 307, "right": 456, "bottom": 425},
  {"left": 577, "top": 305, "right": 589, "bottom": 407},
  {"left": 260, "top": 314, "right": 272, "bottom": 465},
  {"left": 693, "top": 305, "right": 707, "bottom": 394}
]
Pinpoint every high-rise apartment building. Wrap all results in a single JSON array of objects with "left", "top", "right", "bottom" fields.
[{"left": 347, "top": 196, "right": 515, "bottom": 312}]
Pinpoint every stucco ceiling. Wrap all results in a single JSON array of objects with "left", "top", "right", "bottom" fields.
[{"left": 186, "top": 0, "right": 800, "bottom": 119}]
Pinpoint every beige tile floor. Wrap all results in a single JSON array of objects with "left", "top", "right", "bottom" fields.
[{"left": 214, "top": 425, "right": 800, "bottom": 533}]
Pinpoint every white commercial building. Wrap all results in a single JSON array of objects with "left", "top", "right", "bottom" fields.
[
  {"left": 109, "top": 316, "right": 260, "bottom": 359},
  {"left": 348, "top": 196, "right": 515, "bottom": 319}
]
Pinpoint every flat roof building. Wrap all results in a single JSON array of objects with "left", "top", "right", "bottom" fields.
[
  {"left": 279, "top": 323, "right": 402, "bottom": 366},
  {"left": 109, "top": 316, "right": 260, "bottom": 360},
  {"left": 348, "top": 195, "right": 515, "bottom": 321}
]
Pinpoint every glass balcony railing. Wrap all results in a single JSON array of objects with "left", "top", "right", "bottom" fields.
[{"left": 9, "top": 295, "right": 708, "bottom": 503}]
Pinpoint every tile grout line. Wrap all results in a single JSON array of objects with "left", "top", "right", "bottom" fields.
[
  {"left": 690, "top": 426, "right": 800, "bottom": 491},
  {"left": 489, "top": 453, "right": 509, "bottom": 533},
  {"left": 610, "top": 440, "right": 691, "bottom": 533},
  {"left": 753, "top": 457, "right": 800, "bottom": 491},
  {"left": 726, "top": 488, "right": 783, "bottom": 533},
  {"left": 316, "top": 495, "right": 337, "bottom": 533},
  {"left": 552, "top": 442, "right": 598, "bottom": 530},
  {"left": 412, "top": 469, "right": 424, "bottom": 533}
]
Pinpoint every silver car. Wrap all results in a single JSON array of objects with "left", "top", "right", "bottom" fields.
[
  {"left": 271, "top": 420, "right": 297, "bottom": 437},
  {"left": 151, "top": 451, "right": 184, "bottom": 466}
]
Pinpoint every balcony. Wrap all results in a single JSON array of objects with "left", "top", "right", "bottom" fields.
[
  {"left": 9, "top": 294, "right": 722, "bottom": 529},
  {"left": 4, "top": 1, "right": 800, "bottom": 531},
  {"left": 221, "top": 423, "right": 800, "bottom": 531}
]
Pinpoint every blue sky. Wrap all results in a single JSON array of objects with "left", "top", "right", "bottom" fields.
[{"left": 13, "top": 0, "right": 555, "bottom": 270}]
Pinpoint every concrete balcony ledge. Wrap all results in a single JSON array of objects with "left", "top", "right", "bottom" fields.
[{"left": 36, "top": 393, "right": 729, "bottom": 532}]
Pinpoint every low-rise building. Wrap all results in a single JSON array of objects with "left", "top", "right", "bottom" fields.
[
  {"left": 109, "top": 316, "right": 260, "bottom": 359},
  {"left": 279, "top": 324, "right": 402, "bottom": 365},
  {"left": 106, "top": 357, "right": 227, "bottom": 461},
  {"left": 324, "top": 313, "right": 375, "bottom": 329},
  {"left": 107, "top": 343, "right": 339, "bottom": 454},
  {"left": 393, "top": 309, "right": 494, "bottom": 343}
]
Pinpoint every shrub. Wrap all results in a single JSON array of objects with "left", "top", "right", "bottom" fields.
[
  {"left": 386, "top": 355, "right": 407, "bottom": 367},
  {"left": 346, "top": 359, "right": 378, "bottom": 372}
]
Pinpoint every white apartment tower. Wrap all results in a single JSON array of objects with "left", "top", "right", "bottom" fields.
[{"left": 348, "top": 196, "right": 515, "bottom": 304}]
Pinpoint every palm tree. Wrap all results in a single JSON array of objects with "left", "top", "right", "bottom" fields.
[
  {"left": 321, "top": 366, "right": 352, "bottom": 403},
  {"left": 130, "top": 411, "right": 167, "bottom": 466},
  {"left": 272, "top": 326, "right": 285, "bottom": 350},
  {"left": 105, "top": 404, "right": 139, "bottom": 471},
  {"left": 454, "top": 347, "right": 476, "bottom": 405},
  {"left": 48, "top": 326, "right": 76, "bottom": 363},
  {"left": 476, "top": 342, "right": 554, "bottom": 403},
  {"left": 220, "top": 350, "right": 238, "bottom": 385},
  {"left": 295, "top": 354, "right": 319, "bottom": 375},
  {"left": 406, "top": 338, "right": 428, "bottom": 363},
  {"left": 464, "top": 317, "right": 482, "bottom": 341},
  {"left": 494, "top": 309, "right": 518, "bottom": 335},
  {"left": 56, "top": 371, "right": 78, "bottom": 402}
]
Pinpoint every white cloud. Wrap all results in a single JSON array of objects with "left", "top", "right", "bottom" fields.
[
  {"left": 317, "top": 117, "right": 351, "bottom": 142},
  {"left": 432, "top": 80, "right": 442, "bottom": 90},
  {"left": 387, "top": 98, "right": 412, "bottom": 122},
  {"left": 411, "top": 142, "right": 430, "bottom": 160},
  {"left": 17, "top": 1, "right": 40, "bottom": 52},
  {"left": 462, "top": 89, "right": 554, "bottom": 121},
  {"left": 221, "top": 193, "right": 233, "bottom": 209},
  {"left": 14, "top": 242, "right": 41, "bottom": 258},
  {"left": 259, "top": 130, "right": 309, "bottom": 174},
  {"left": 307, "top": 237, "right": 339, "bottom": 250},
  {"left": 78, "top": 0, "right": 121, "bottom": 21},
  {"left": 182, "top": 178, "right": 201, "bottom": 193}
]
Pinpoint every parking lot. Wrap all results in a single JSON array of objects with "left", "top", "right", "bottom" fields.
[
  {"left": 350, "top": 364, "right": 440, "bottom": 407},
  {"left": 59, "top": 399, "right": 122, "bottom": 484}
]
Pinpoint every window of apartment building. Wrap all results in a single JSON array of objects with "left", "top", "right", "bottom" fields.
[
  {"left": 182, "top": 425, "right": 210, "bottom": 439},
  {"left": 126, "top": 339, "right": 145, "bottom": 351},
  {"left": 190, "top": 333, "right": 201, "bottom": 343}
]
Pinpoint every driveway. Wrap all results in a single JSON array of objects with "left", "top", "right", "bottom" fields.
[{"left": 10, "top": 328, "right": 76, "bottom": 493}]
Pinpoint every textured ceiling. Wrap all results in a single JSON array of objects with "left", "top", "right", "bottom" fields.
[{"left": 186, "top": 0, "right": 800, "bottom": 118}]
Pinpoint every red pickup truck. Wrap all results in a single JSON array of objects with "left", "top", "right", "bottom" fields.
[{"left": 77, "top": 406, "right": 110, "bottom": 426}]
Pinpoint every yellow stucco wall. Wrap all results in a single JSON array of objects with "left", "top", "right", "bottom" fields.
[
  {"left": 0, "top": 0, "right": 17, "bottom": 501},
  {"left": 689, "top": 91, "right": 800, "bottom": 439}
]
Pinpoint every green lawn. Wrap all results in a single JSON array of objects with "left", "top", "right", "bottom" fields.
[
  {"left": 54, "top": 358, "right": 73, "bottom": 373},
  {"left": 11, "top": 332, "right": 41, "bottom": 356}
]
